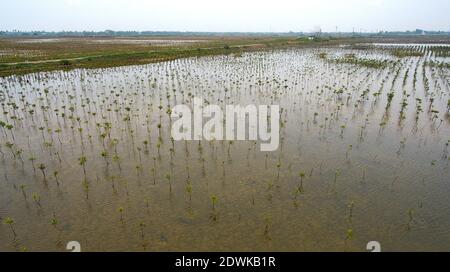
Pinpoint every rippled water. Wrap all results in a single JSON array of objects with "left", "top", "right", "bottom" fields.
[{"left": 1, "top": 45, "right": 449, "bottom": 251}]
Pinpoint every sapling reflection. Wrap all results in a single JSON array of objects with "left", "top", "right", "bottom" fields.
[{"left": 3, "top": 217, "right": 16, "bottom": 237}]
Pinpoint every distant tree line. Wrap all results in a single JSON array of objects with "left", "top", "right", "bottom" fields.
[{"left": 0, "top": 29, "right": 448, "bottom": 37}]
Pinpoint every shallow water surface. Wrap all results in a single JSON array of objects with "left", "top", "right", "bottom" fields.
[{"left": 1, "top": 45, "right": 449, "bottom": 251}]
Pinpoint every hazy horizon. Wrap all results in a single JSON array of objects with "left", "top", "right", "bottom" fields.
[{"left": 1, "top": 0, "right": 449, "bottom": 33}]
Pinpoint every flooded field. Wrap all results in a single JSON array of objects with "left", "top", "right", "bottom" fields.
[
  {"left": 15, "top": 38, "right": 208, "bottom": 46},
  {"left": 1, "top": 44, "right": 449, "bottom": 252},
  {"left": 0, "top": 49, "right": 46, "bottom": 59}
]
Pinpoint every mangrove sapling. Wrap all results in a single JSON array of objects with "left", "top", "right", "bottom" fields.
[
  {"left": 299, "top": 172, "right": 305, "bottom": 193},
  {"left": 0, "top": 122, "right": 6, "bottom": 138},
  {"left": 276, "top": 162, "right": 281, "bottom": 180},
  {"left": 186, "top": 183, "right": 192, "bottom": 201},
  {"left": 100, "top": 133, "right": 107, "bottom": 148},
  {"left": 55, "top": 128, "right": 62, "bottom": 145},
  {"left": 135, "top": 165, "right": 142, "bottom": 176},
  {"left": 3, "top": 217, "right": 16, "bottom": 237},
  {"left": 145, "top": 198, "right": 150, "bottom": 214},
  {"left": 38, "top": 163, "right": 47, "bottom": 181},
  {"left": 53, "top": 171, "right": 60, "bottom": 186},
  {"left": 293, "top": 185, "right": 302, "bottom": 204},
  {"left": 82, "top": 179, "right": 90, "bottom": 199},
  {"left": 20, "top": 184, "right": 27, "bottom": 200},
  {"left": 170, "top": 136, "right": 175, "bottom": 151},
  {"left": 166, "top": 174, "right": 172, "bottom": 193},
  {"left": 386, "top": 92, "right": 395, "bottom": 109},
  {"left": 50, "top": 213, "right": 59, "bottom": 231},
  {"left": 221, "top": 161, "right": 225, "bottom": 177},
  {"left": 32, "top": 193, "right": 41, "bottom": 207},
  {"left": 156, "top": 142, "right": 161, "bottom": 158},
  {"left": 332, "top": 170, "right": 340, "bottom": 191},
  {"left": 16, "top": 149, "right": 24, "bottom": 167},
  {"left": 0, "top": 144, "right": 4, "bottom": 160},
  {"left": 5, "top": 142, "right": 15, "bottom": 159},
  {"left": 101, "top": 150, "right": 109, "bottom": 168},
  {"left": 151, "top": 167, "right": 156, "bottom": 185},
  {"left": 345, "top": 229, "right": 353, "bottom": 243},
  {"left": 137, "top": 147, "right": 143, "bottom": 167},
  {"left": 157, "top": 123, "right": 162, "bottom": 138},
  {"left": 38, "top": 126, "right": 46, "bottom": 142},
  {"left": 227, "top": 141, "right": 233, "bottom": 156},
  {"left": 55, "top": 151, "right": 62, "bottom": 166},
  {"left": 347, "top": 201, "right": 355, "bottom": 221},
  {"left": 118, "top": 207, "right": 124, "bottom": 223},
  {"left": 109, "top": 175, "right": 117, "bottom": 193},
  {"left": 211, "top": 195, "right": 218, "bottom": 211},
  {"left": 263, "top": 217, "right": 272, "bottom": 240},
  {"left": 139, "top": 222, "right": 146, "bottom": 238},
  {"left": 346, "top": 145, "right": 352, "bottom": 159},
  {"left": 143, "top": 140, "right": 149, "bottom": 154},
  {"left": 201, "top": 157, "right": 206, "bottom": 176},
  {"left": 169, "top": 147, "right": 175, "bottom": 163},
  {"left": 113, "top": 155, "right": 121, "bottom": 171},
  {"left": 340, "top": 125, "right": 346, "bottom": 138},
  {"left": 407, "top": 209, "right": 414, "bottom": 231},
  {"left": 78, "top": 156, "right": 87, "bottom": 178},
  {"left": 122, "top": 178, "right": 130, "bottom": 196},
  {"left": 5, "top": 124, "right": 15, "bottom": 142}
]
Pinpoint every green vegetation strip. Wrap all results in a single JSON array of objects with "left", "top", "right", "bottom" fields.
[
  {"left": 334, "top": 55, "right": 389, "bottom": 69},
  {"left": 426, "top": 60, "right": 450, "bottom": 69},
  {"left": 391, "top": 49, "right": 424, "bottom": 58}
]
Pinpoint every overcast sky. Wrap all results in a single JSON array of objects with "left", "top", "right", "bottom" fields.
[{"left": 1, "top": 0, "right": 449, "bottom": 32}]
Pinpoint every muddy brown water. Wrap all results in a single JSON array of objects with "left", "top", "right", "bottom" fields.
[{"left": 0, "top": 44, "right": 449, "bottom": 251}]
